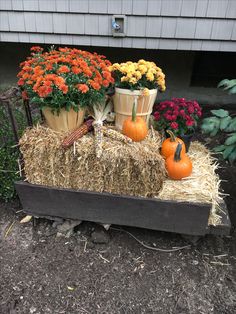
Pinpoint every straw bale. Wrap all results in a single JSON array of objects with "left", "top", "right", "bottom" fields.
[
  {"left": 19, "top": 126, "right": 224, "bottom": 225},
  {"left": 158, "top": 142, "right": 224, "bottom": 225},
  {"left": 19, "top": 125, "right": 166, "bottom": 198}
]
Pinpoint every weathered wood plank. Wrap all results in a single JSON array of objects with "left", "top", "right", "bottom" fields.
[
  {"left": 35, "top": 12, "right": 53, "bottom": 33},
  {"left": 211, "top": 20, "right": 234, "bottom": 40},
  {"left": 89, "top": 0, "right": 108, "bottom": 14},
  {"left": 195, "top": 19, "right": 213, "bottom": 39},
  {"left": 24, "top": 12, "right": 37, "bottom": 32},
  {"left": 107, "top": 0, "right": 122, "bottom": 14},
  {"left": 161, "top": 0, "right": 182, "bottom": 16},
  {"left": 175, "top": 18, "right": 197, "bottom": 39},
  {"left": 8, "top": 12, "right": 25, "bottom": 32},
  {"left": 69, "top": 0, "right": 89, "bottom": 13},
  {"left": 84, "top": 14, "right": 99, "bottom": 35},
  {"left": 56, "top": 0, "right": 69, "bottom": 12},
  {"left": 181, "top": 0, "right": 197, "bottom": 17},
  {"left": 29, "top": 33, "right": 44, "bottom": 43},
  {"left": 132, "top": 0, "right": 148, "bottom": 15},
  {"left": 11, "top": 0, "right": 24, "bottom": 10},
  {"left": 38, "top": 0, "right": 56, "bottom": 12},
  {"left": 0, "top": 12, "right": 9, "bottom": 31},
  {"left": 72, "top": 35, "right": 91, "bottom": 46},
  {"left": 98, "top": 15, "right": 111, "bottom": 36},
  {"left": 23, "top": 0, "right": 39, "bottom": 11},
  {"left": 66, "top": 14, "right": 84, "bottom": 35},
  {"left": 0, "top": 0, "right": 12, "bottom": 10},
  {"left": 15, "top": 181, "right": 212, "bottom": 236},
  {"left": 121, "top": 0, "right": 132, "bottom": 15},
  {"left": 146, "top": 17, "right": 162, "bottom": 37},
  {"left": 147, "top": 0, "right": 162, "bottom": 16},
  {"left": 226, "top": 0, "right": 236, "bottom": 18},
  {"left": 161, "top": 17, "right": 177, "bottom": 38},
  {"left": 195, "top": 0, "right": 208, "bottom": 17},
  {"left": 159, "top": 38, "right": 178, "bottom": 50},
  {"left": 127, "top": 16, "right": 146, "bottom": 37},
  {"left": 206, "top": 0, "right": 229, "bottom": 18}
]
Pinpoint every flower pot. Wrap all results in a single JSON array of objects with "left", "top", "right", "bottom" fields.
[
  {"left": 42, "top": 107, "right": 85, "bottom": 132},
  {"left": 113, "top": 87, "right": 157, "bottom": 130}
]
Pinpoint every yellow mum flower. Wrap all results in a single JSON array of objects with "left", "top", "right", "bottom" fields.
[
  {"left": 111, "top": 63, "right": 120, "bottom": 71},
  {"left": 146, "top": 72, "right": 154, "bottom": 81},
  {"left": 129, "top": 77, "right": 137, "bottom": 84},
  {"left": 134, "top": 71, "right": 142, "bottom": 80},
  {"left": 142, "top": 88, "right": 149, "bottom": 96},
  {"left": 121, "top": 76, "right": 129, "bottom": 82},
  {"left": 138, "top": 65, "right": 147, "bottom": 75}
]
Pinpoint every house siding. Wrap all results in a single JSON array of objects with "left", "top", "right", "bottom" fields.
[{"left": 0, "top": 0, "right": 235, "bottom": 51}]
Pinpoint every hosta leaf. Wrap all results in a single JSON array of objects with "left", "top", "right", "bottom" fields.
[
  {"left": 222, "top": 79, "right": 236, "bottom": 90},
  {"left": 213, "top": 145, "right": 226, "bottom": 152},
  {"left": 210, "top": 128, "right": 219, "bottom": 137},
  {"left": 201, "top": 123, "right": 215, "bottom": 133},
  {"left": 223, "top": 145, "right": 235, "bottom": 159},
  {"left": 229, "top": 85, "right": 236, "bottom": 95},
  {"left": 211, "top": 109, "right": 229, "bottom": 118},
  {"left": 220, "top": 116, "right": 232, "bottom": 130},
  {"left": 225, "top": 134, "right": 236, "bottom": 146},
  {"left": 217, "top": 79, "right": 230, "bottom": 88},
  {"left": 225, "top": 118, "right": 236, "bottom": 132},
  {"left": 228, "top": 149, "right": 236, "bottom": 164}
]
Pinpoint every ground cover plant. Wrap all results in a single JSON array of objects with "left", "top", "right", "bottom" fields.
[{"left": 0, "top": 102, "right": 26, "bottom": 201}]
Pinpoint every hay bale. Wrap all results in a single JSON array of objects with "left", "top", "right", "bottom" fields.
[
  {"left": 19, "top": 125, "right": 166, "bottom": 197},
  {"left": 158, "top": 142, "right": 224, "bottom": 226}
]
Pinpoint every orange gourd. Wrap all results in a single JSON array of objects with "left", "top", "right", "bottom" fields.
[
  {"left": 165, "top": 143, "right": 192, "bottom": 180},
  {"left": 161, "top": 130, "right": 186, "bottom": 159},
  {"left": 122, "top": 100, "right": 148, "bottom": 142}
]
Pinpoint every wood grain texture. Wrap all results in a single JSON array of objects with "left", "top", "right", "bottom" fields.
[{"left": 15, "top": 181, "right": 212, "bottom": 236}]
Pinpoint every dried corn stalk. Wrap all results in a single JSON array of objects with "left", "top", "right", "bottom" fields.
[
  {"left": 92, "top": 101, "right": 112, "bottom": 158},
  {"left": 102, "top": 126, "right": 132, "bottom": 144},
  {"left": 62, "top": 119, "right": 94, "bottom": 148}
]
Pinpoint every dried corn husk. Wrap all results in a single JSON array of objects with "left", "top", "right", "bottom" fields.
[{"left": 92, "top": 101, "right": 112, "bottom": 158}]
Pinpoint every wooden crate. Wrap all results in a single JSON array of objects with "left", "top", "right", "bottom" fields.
[{"left": 15, "top": 181, "right": 231, "bottom": 236}]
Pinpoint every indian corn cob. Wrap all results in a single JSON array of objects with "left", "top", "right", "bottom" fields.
[
  {"left": 62, "top": 119, "right": 94, "bottom": 148},
  {"left": 102, "top": 126, "right": 132, "bottom": 144}
]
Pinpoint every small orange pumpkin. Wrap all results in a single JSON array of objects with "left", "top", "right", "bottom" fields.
[
  {"left": 122, "top": 100, "right": 148, "bottom": 142},
  {"left": 161, "top": 130, "right": 186, "bottom": 159},
  {"left": 165, "top": 143, "right": 192, "bottom": 180}
]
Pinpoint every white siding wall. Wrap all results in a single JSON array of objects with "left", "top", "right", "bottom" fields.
[{"left": 0, "top": 0, "right": 236, "bottom": 51}]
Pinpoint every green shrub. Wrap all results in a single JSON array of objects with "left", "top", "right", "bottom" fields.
[
  {"left": 0, "top": 102, "right": 26, "bottom": 201},
  {"left": 201, "top": 109, "right": 236, "bottom": 163}
]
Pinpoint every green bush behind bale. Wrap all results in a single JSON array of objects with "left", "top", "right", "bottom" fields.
[{"left": 0, "top": 104, "right": 25, "bottom": 201}]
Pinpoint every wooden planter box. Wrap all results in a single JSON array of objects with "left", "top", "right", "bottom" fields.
[{"left": 15, "top": 181, "right": 231, "bottom": 236}]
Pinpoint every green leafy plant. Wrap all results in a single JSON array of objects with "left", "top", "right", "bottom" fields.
[
  {"left": 201, "top": 109, "right": 236, "bottom": 163},
  {"left": 218, "top": 79, "right": 236, "bottom": 95}
]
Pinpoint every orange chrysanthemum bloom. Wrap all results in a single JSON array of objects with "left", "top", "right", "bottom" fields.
[
  {"left": 57, "top": 65, "right": 70, "bottom": 74},
  {"left": 77, "top": 84, "right": 89, "bottom": 94}
]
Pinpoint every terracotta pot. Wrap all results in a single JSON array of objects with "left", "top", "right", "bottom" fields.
[
  {"left": 113, "top": 87, "right": 157, "bottom": 130},
  {"left": 42, "top": 107, "right": 85, "bottom": 132}
]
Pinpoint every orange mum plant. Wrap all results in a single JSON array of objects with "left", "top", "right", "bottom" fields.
[{"left": 17, "top": 46, "right": 114, "bottom": 113}]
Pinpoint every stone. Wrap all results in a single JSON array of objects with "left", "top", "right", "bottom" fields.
[
  {"left": 56, "top": 219, "right": 82, "bottom": 234},
  {"left": 91, "top": 229, "right": 110, "bottom": 244}
]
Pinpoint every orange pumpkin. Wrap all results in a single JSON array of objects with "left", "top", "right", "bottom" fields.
[
  {"left": 122, "top": 100, "right": 148, "bottom": 142},
  {"left": 165, "top": 143, "right": 192, "bottom": 180},
  {"left": 161, "top": 130, "right": 186, "bottom": 159}
]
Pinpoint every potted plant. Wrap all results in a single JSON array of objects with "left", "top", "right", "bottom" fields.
[
  {"left": 17, "top": 46, "right": 114, "bottom": 132},
  {"left": 153, "top": 98, "right": 202, "bottom": 151},
  {"left": 109, "top": 60, "right": 166, "bottom": 130}
]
